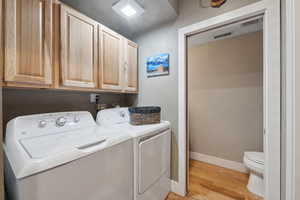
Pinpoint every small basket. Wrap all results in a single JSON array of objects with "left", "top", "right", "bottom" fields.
[{"left": 128, "top": 106, "right": 161, "bottom": 125}]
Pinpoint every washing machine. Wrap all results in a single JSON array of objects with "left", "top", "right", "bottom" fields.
[
  {"left": 4, "top": 111, "right": 133, "bottom": 200},
  {"left": 97, "top": 107, "right": 171, "bottom": 200}
]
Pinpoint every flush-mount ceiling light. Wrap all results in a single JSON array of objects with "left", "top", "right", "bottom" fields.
[
  {"left": 121, "top": 5, "right": 137, "bottom": 17},
  {"left": 112, "top": 0, "right": 144, "bottom": 18}
]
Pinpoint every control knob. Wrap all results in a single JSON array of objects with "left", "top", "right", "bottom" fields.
[
  {"left": 38, "top": 120, "right": 47, "bottom": 128},
  {"left": 56, "top": 117, "right": 67, "bottom": 127}
]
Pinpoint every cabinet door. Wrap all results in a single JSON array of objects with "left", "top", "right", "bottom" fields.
[
  {"left": 99, "top": 26, "right": 123, "bottom": 91},
  {"left": 60, "top": 5, "right": 98, "bottom": 88},
  {"left": 5, "top": 0, "right": 53, "bottom": 86},
  {"left": 124, "top": 40, "right": 138, "bottom": 92}
]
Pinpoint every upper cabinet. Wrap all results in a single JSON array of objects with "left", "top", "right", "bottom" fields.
[
  {"left": 99, "top": 26, "right": 123, "bottom": 91},
  {"left": 60, "top": 5, "right": 98, "bottom": 88},
  {"left": 4, "top": 0, "right": 53, "bottom": 86},
  {"left": 124, "top": 40, "right": 138, "bottom": 92},
  {"left": 2, "top": 1, "right": 138, "bottom": 93}
]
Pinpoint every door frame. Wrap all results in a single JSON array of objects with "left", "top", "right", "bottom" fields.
[
  {"left": 282, "top": 0, "right": 296, "bottom": 200},
  {"left": 176, "top": 1, "right": 281, "bottom": 199}
]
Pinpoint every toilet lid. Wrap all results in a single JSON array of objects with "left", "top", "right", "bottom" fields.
[{"left": 245, "top": 152, "right": 264, "bottom": 165}]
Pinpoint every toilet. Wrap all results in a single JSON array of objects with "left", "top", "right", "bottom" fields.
[{"left": 243, "top": 152, "right": 264, "bottom": 197}]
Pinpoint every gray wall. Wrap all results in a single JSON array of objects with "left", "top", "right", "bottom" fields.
[
  {"left": 0, "top": 87, "right": 3, "bottom": 199},
  {"left": 168, "top": 0, "right": 179, "bottom": 14},
  {"left": 133, "top": 0, "right": 261, "bottom": 180},
  {"left": 2, "top": 88, "right": 135, "bottom": 133},
  {"left": 188, "top": 31, "right": 263, "bottom": 163}
]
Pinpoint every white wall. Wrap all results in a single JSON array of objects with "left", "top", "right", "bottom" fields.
[
  {"left": 188, "top": 31, "right": 263, "bottom": 163},
  {"left": 133, "top": 0, "right": 261, "bottom": 180}
]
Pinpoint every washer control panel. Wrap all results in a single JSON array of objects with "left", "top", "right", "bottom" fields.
[
  {"left": 37, "top": 113, "right": 81, "bottom": 128},
  {"left": 10, "top": 111, "right": 95, "bottom": 140}
]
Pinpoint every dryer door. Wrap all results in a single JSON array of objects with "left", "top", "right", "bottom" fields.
[{"left": 138, "top": 129, "right": 171, "bottom": 194}]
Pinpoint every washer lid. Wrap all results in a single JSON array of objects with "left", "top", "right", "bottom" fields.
[
  {"left": 19, "top": 127, "right": 107, "bottom": 159},
  {"left": 4, "top": 111, "right": 133, "bottom": 179},
  {"left": 244, "top": 152, "right": 264, "bottom": 165}
]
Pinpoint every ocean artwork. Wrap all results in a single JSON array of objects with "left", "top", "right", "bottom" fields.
[{"left": 146, "top": 53, "right": 170, "bottom": 77}]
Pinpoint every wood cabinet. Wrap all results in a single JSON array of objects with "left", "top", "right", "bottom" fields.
[
  {"left": 124, "top": 40, "right": 138, "bottom": 92},
  {"left": 3, "top": 1, "right": 138, "bottom": 93},
  {"left": 4, "top": 0, "right": 53, "bottom": 86},
  {"left": 60, "top": 5, "right": 98, "bottom": 88},
  {"left": 99, "top": 26, "right": 124, "bottom": 91}
]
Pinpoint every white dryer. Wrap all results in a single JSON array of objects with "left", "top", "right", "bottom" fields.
[
  {"left": 97, "top": 107, "right": 171, "bottom": 200},
  {"left": 4, "top": 111, "right": 133, "bottom": 200}
]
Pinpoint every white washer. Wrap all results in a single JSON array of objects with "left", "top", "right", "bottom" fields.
[
  {"left": 4, "top": 111, "right": 133, "bottom": 200},
  {"left": 97, "top": 107, "right": 171, "bottom": 200}
]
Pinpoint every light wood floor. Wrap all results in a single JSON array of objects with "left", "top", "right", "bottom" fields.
[{"left": 166, "top": 160, "right": 263, "bottom": 200}]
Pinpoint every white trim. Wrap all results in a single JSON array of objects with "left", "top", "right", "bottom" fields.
[
  {"left": 178, "top": 1, "right": 281, "bottom": 199},
  {"left": 283, "top": 0, "right": 296, "bottom": 200},
  {"left": 190, "top": 152, "right": 248, "bottom": 173},
  {"left": 176, "top": 21, "right": 187, "bottom": 198},
  {"left": 171, "top": 180, "right": 184, "bottom": 195}
]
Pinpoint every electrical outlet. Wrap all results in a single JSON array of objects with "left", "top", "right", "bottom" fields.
[{"left": 90, "top": 93, "right": 100, "bottom": 103}]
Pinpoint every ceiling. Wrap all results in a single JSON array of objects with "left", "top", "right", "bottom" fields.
[{"left": 60, "top": 0, "right": 179, "bottom": 39}]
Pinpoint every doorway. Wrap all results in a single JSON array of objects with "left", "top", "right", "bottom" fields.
[
  {"left": 176, "top": 1, "right": 281, "bottom": 200},
  {"left": 187, "top": 17, "right": 264, "bottom": 200}
]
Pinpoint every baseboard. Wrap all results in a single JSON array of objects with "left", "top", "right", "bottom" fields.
[
  {"left": 190, "top": 152, "right": 248, "bottom": 173},
  {"left": 171, "top": 180, "right": 185, "bottom": 196}
]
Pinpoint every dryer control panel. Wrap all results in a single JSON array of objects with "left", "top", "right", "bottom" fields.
[{"left": 96, "top": 107, "right": 129, "bottom": 126}]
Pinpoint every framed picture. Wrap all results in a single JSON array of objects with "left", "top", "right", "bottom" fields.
[{"left": 146, "top": 53, "right": 170, "bottom": 77}]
